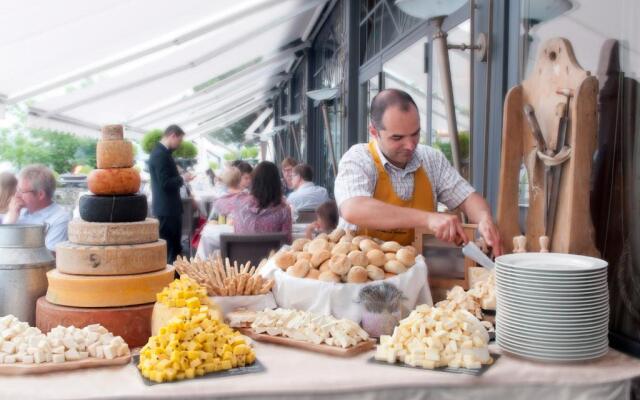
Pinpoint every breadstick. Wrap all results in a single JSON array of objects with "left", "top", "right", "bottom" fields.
[{"left": 259, "top": 280, "right": 274, "bottom": 294}]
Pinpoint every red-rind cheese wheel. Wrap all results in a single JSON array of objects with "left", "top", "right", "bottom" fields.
[
  {"left": 88, "top": 168, "right": 140, "bottom": 195},
  {"left": 96, "top": 140, "right": 134, "bottom": 169},
  {"left": 35, "top": 297, "right": 152, "bottom": 348}
]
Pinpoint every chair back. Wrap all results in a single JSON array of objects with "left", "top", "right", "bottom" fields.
[
  {"left": 220, "top": 233, "right": 288, "bottom": 266},
  {"left": 296, "top": 208, "right": 317, "bottom": 223}
]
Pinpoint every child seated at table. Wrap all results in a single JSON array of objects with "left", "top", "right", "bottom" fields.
[{"left": 305, "top": 200, "right": 339, "bottom": 239}]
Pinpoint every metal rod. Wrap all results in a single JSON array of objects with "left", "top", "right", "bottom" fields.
[
  {"left": 320, "top": 102, "right": 338, "bottom": 176},
  {"left": 289, "top": 123, "right": 302, "bottom": 160},
  {"left": 431, "top": 17, "right": 461, "bottom": 172}
]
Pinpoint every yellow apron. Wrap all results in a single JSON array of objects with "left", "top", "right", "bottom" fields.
[{"left": 357, "top": 141, "right": 435, "bottom": 245}]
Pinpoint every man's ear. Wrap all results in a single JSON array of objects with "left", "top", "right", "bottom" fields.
[{"left": 369, "top": 123, "right": 380, "bottom": 140}]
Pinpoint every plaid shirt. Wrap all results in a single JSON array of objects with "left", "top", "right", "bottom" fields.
[{"left": 334, "top": 142, "right": 474, "bottom": 230}]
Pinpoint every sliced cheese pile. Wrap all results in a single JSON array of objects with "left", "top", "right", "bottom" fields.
[
  {"left": 251, "top": 308, "right": 370, "bottom": 348},
  {"left": 0, "top": 315, "right": 129, "bottom": 364},
  {"left": 156, "top": 275, "right": 210, "bottom": 308},
  {"left": 375, "top": 305, "right": 492, "bottom": 369},
  {"left": 436, "top": 271, "right": 496, "bottom": 321},
  {"left": 139, "top": 292, "right": 254, "bottom": 383}
]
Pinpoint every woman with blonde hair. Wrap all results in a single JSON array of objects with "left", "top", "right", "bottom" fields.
[
  {"left": 209, "top": 166, "right": 247, "bottom": 220},
  {"left": 0, "top": 172, "right": 18, "bottom": 222}
]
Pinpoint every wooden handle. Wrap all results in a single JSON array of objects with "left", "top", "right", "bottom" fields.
[
  {"left": 512, "top": 235, "right": 527, "bottom": 253},
  {"left": 539, "top": 236, "right": 550, "bottom": 253}
]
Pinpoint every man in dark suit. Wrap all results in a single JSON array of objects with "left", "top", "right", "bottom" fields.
[{"left": 148, "top": 125, "right": 193, "bottom": 263}]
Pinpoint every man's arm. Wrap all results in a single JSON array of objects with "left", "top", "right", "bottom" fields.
[
  {"left": 459, "top": 192, "right": 503, "bottom": 256},
  {"left": 2, "top": 196, "right": 24, "bottom": 224},
  {"left": 340, "top": 197, "right": 468, "bottom": 243},
  {"left": 157, "top": 154, "right": 183, "bottom": 192}
]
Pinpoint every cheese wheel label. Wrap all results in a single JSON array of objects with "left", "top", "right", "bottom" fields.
[
  {"left": 96, "top": 140, "right": 134, "bottom": 169},
  {"left": 56, "top": 240, "right": 167, "bottom": 276},
  {"left": 46, "top": 265, "right": 175, "bottom": 308},
  {"left": 68, "top": 218, "right": 158, "bottom": 245}
]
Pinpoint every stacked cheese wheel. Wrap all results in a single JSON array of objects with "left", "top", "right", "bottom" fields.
[{"left": 37, "top": 125, "right": 174, "bottom": 348}]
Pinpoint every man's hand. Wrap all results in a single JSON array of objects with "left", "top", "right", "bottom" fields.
[
  {"left": 425, "top": 212, "right": 468, "bottom": 245},
  {"left": 183, "top": 172, "right": 195, "bottom": 182},
  {"left": 477, "top": 215, "right": 503, "bottom": 256}
]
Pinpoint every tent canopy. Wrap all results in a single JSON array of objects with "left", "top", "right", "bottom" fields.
[{"left": 0, "top": 0, "right": 327, "bottom": 140}]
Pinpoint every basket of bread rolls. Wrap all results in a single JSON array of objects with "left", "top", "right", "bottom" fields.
[
  {"left": 272, "top": 228, "right": 418, "bottom": 283},
  {"left": 258, "top": 229, "right": 432, "bottom": 323}
]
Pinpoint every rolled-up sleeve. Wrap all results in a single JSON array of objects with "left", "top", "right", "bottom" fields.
[
  {"left": 333, "top": 145, "right": 376, "bottom": 208},
  {"left": 431, "top": 148, "right": 475, "bottom": 210}
]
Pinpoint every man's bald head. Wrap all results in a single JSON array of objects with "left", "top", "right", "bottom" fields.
[{"left": 370, "top": 89, "right": 418, "bottom": 130}]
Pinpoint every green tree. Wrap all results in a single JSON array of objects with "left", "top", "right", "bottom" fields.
[{"left": 141, "top": 129, "right": 198, "bottom": 159}]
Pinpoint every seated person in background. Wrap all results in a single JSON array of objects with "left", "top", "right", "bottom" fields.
[
  {"left": 231, "top": 160, "right": 253, "bottom": 191},
  {"left": 0, "top": 171, "right": 18, "bottom": 222},
  {"left": 280, "top": 157, "right": 298, "bottom": 196},
  {"left": 209, "top": 167, "right": 247, "bottom": 220},
  {"left": 286, "top": 164, "right": 329, "bottom": 212},
  {"left": 231, "top": 161, "right": 292, "bottom": 243},
  {"left": 305, "top": 200, "right": 339, "bottom": 239},
  {"left": 2, "top": 164, "right": 70, "bottom": 253}
]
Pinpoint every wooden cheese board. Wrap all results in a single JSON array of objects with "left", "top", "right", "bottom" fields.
[
  {"left": 239, "top": 328, "right": 376, "bottom": 357},
  {"left": 0, "top": 354, "right": 131, "bottom": 376}
]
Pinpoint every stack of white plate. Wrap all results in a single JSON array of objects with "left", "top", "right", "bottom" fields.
[{"left": 494, "top": 253, "right": 609, "bottom": 362}]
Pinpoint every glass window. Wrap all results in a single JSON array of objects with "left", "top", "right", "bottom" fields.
[
  {"left": 430, "top": 20, "right": 471, "bottom": 179},
  {"left": 382, "top": 38, "right": 428, "bottom": 143}
]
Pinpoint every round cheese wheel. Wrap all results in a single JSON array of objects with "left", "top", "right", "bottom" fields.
[
  {"left": 46, "top": 265, "right": 175, "bottom": 308},
  {"left": 88, "top": 168, "right": 140, "bottom": 195},
  {"left": 96, "top": 140, "right": 134, "bottom": 169},
  {"left": 56, "top": 240, "right": 167, "bottom": 276},
  {"left": 79, "top": 194, "right": 148, "bottom": 223},
  {"left": 35, "top": 297, "right": 152, "bottom": 348},
  {"left": 68, "top": 218, "right": 159, "bottom": 245},
  {"left": 101, "top": 124, "right": 124, "bottom": 141}
]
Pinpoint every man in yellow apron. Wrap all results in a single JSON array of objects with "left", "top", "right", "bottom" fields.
[{"left": 334, "top": 89, "right": 502, "bottom": 256}]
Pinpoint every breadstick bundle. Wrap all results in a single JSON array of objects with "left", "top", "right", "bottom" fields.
[{"left": 174, "top": 252, "right": 274, "bottom": 296}]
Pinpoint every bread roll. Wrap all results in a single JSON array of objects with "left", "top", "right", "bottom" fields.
[
  {"left": 359, "top": 239, "right": 380, "bottom": 253},
  {"left": 329, "top": 254, "right": 352, "bottom": 275},
  {"left": 292, "top": 238, "right": 310, "bottom": 252},
  {"left": 331, "top": 242, "right": 352, "bottom": 256},
  {"left": 339, "top": 235, "right": 353, "bottom": 244},
  {"left": 318, "top": 271, "right": 341, "bottom": 283},
  {"left": 384, "top": 259, "right": 407, "bottom": 274},
  {"left": 316, "top": 233, "right": 329, "bottom": 241},
  {"left": 328, "top": 228, "right": 345, "bottom": 243},
  {"left": 296, "top": 252, "right": 313, "bottom": 261},
  {"left": 396, "top": 248, "right": 416, "bottom": 267},
  {"left": 287, "top": 260, "right": 311, "bottom": 278},
  {"left": 384, "top": 272, "right": 397, "bottom": 279},
  {"left": 303, "top": 242, "right": 311, "bottom": 252},
  {"left": 385, "top": 253, "right": 397, "bottom": 262},
  {"left": 366, "top": 249, "right": 386, "bottom": 267},
  {"left": 310, "top": 250, "right": 332, "bottom": 268},
  {"left": 347, "top": 266, "right": 368, "bottom": 283},
  {"left": 306, "top": 269, "right": 321, "bottom": 280},
  {"left": 366, "top": 265, "right": 385, "bottom": 281},
  {"left": 347, "top": 250, "right": 369, "bottom": 267},
  {"left": 319, "top": 259, "right": 331, "bottom": 273},
  {"left": 352, "top": 235, "right": 368, "bottom": 246},
  {"left": 380, "top": 241, "right": 402, "bottom": 253},
  {"left": 308, "top": 239, "right": 331, "bottom": 253},
  {"left": 274, "top": 251, "right": 296, "bottom": 270}
]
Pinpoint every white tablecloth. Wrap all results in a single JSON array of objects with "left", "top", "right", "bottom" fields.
[
  {"left": 195, "top": 223, "right": 310, "bottom": 259},
  {"left": 1, "top": 343, "right": 639, "bottom": 400}
]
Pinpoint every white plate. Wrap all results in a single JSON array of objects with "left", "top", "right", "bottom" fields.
[
  {"left": 496, "top": 288, "right": 609, "bottom": 302},
  {"left": 496, "top": 325, "right": 608, "bottom": 341},
  {"left": 496, "top": 305, "right": 609, "bottom": 321},
  {"left": 496, "top": 268, "right": 608, "bottom": 282},
  {"left": 496, "top": 285, "right": 609, "bottom": 298},
  {"left": 496, "top": 293, "right": 609, "bottom": 308},
  {"left": 497, "top": 340, "right": 609, "bottom": 361},
  {"left": 496, "top": 301, "right": 609, "bottom": 315},
  {"left": 495, "top": 273, "right": 608, "bottom": 287},
  {"left": 495, "top": 253, "right": 608, "bottom": 272},
  {"left": 495, "top": 279, "right": 608, "bottom": 292},
  {"left": 497, "top": 334, "right": 608, "bottom": 352},
  {"left": 496, "top": 314, "right": 608, "bottom": 330}
]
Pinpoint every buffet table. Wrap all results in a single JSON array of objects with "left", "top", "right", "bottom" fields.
[{"left": 1, "top": 343, "right": 638, "bottom": 400}]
